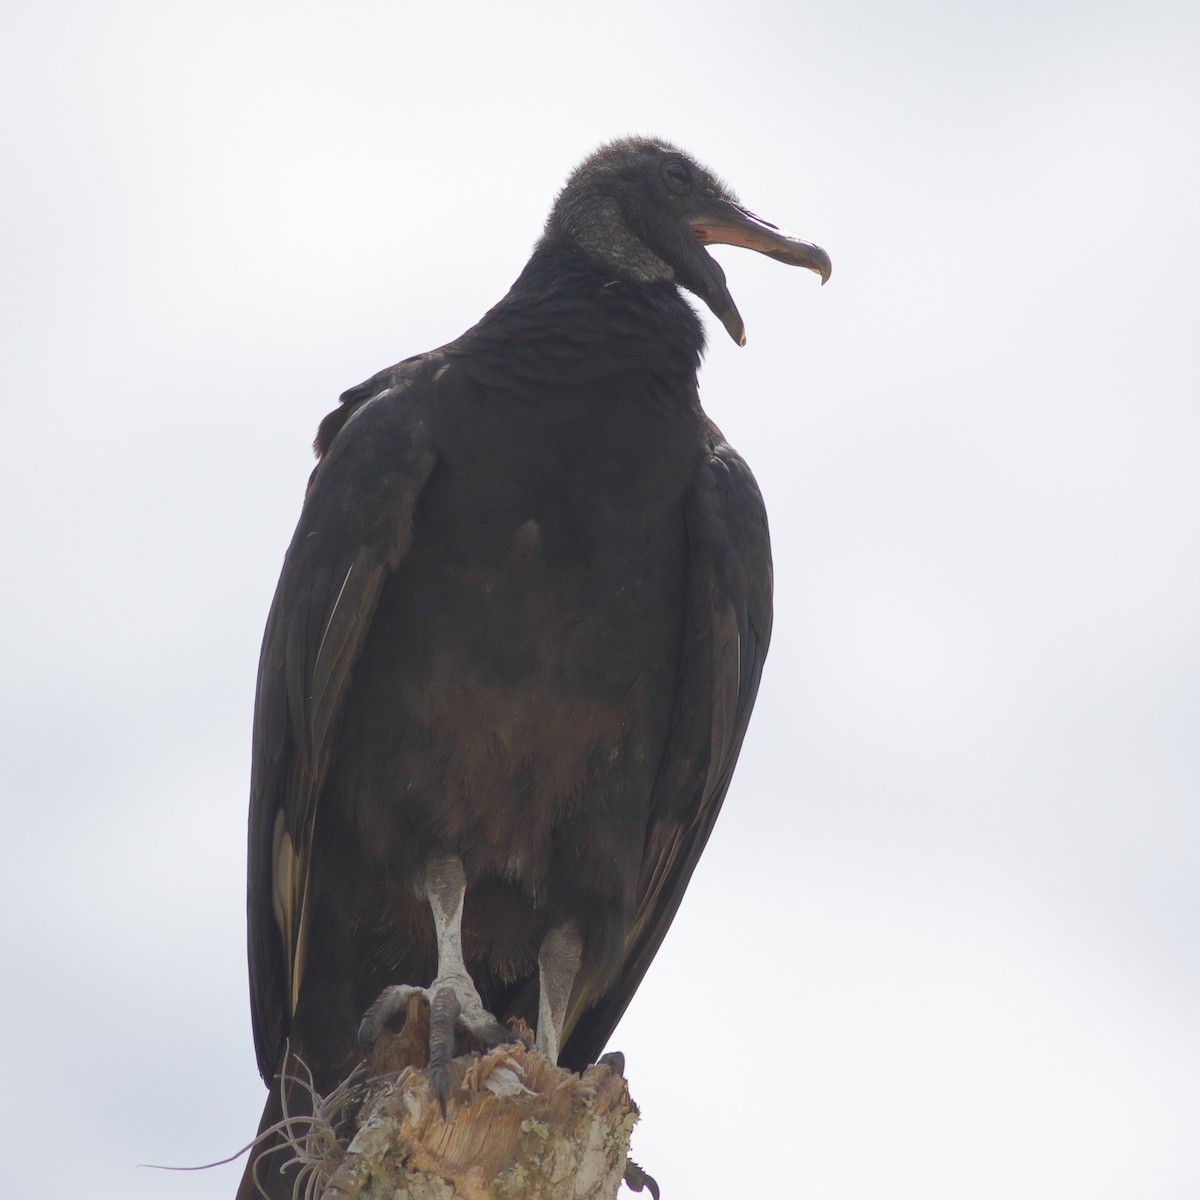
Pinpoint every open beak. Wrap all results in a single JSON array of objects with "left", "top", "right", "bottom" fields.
[
  {"left": 679, "top": 200, "right": 830, "bottom": 346},
  {"left": 690, "top": 205, "right": 832, "bottom": 283}
]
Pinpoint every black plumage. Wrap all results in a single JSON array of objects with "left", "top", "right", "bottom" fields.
[{"left": 239, "top": 136, "right": 828, "bottom": 1199}]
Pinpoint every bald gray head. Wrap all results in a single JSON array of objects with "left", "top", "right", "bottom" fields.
[{"left": 545, "top": 137, "right": 831, "bottom": 345}]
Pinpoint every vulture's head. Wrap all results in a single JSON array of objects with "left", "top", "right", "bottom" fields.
[{"left": 546, "top": 136, "right": 831, "bottom": 345}]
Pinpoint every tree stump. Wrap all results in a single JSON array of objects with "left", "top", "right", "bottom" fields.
[{"left": 275, "top": 997, "right": 645, "bottom": 1200}]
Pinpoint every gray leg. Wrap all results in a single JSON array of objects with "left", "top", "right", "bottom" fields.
[
  {"left": 535, "top": 923, "right": 582, "bottom": 1063},
  {"left": 358, "top": 855, "right": 513, "bottom": 1113},
  {"left": 424, "top": 856, "right": 511, "bottom": 1043}
]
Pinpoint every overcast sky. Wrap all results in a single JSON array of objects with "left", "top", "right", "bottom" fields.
[{"left": 2, "top": 1, "right": 1198, "bottom": 1197}]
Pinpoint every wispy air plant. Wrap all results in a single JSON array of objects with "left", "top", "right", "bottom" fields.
[
  {"left": 141, "top": 1056, "right": 372, "bottom": 1200},
  {"left": 249, "top": 1058, "right": 370, "bottom": 1200}
]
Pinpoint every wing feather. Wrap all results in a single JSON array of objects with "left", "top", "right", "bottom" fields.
[
  {"left": 247, "top": 383, "right": 436, "bottom": 1080},
  {"left": 560, "top": 429, "right": 773, "bottom": 1065}
]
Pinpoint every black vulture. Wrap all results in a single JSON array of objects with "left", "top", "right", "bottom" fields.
[{"left": 238, "top": 136, "right": 829, "bottom": 1198}]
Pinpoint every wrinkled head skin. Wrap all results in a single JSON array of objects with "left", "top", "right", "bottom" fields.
[{"left": 545, "top": 136, "right": 831, "bottom": 345}]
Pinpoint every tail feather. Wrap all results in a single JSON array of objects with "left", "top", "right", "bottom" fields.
[{"left": 235, "top": 1077, "right": 287, "bottom": 1200}]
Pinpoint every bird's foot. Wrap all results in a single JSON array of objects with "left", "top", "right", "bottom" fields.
[
  {"left": 597, "top": 1052, "right": 660, "bottom": 1199},
  {"left": 623, "top": 1158, "right": 661, "bottom": 1200},
  {"left": 358, "top": 974, "right": 518, "bottom": 1114}
]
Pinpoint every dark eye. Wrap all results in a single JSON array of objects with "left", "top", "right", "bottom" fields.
[{"left": 660, "top": 159, "right": 693, "bottom": 195}]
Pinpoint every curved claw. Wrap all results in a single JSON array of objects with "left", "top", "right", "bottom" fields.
[
  {"left": 477, "top": 1017, "right": 524, "bottom": 1050},
  {"left": 358, "top": 984, "right": 421, "bottom": 1055},
  {"left": 624, "top": 1158, "right": 660, "bottom": 1200},
  {"left": 429, "top": 986, "right": 462, "bottom": 1115},
  {"left": 599, "top": 1053, "right": 656, "bottom": 1199},
  {"left": 597, "top": 1050, "right": 626, "bottom": 1077}
]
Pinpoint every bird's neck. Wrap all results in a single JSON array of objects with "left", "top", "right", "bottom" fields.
[{"left": 463, "top": 237, "right": 707, "bottom": 390}]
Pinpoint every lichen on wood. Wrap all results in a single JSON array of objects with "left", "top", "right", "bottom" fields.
[{"left": 275, "top": 996, "right": 644, "bottom": 1200}]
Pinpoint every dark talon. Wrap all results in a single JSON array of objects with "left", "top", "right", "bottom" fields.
[
  {"left": 597, "top": 1050, "right": 625, "bottom": 1076},
  {"left": 357, "top": 984, "right": 412, "bottom": 1055},
  {"left": 357, "top": 1021, "right": 375, "bottom": 1056},
  {"left": 602, "top": 1053, "right": 656, "bottom": 1198},
  {"left": 477, "top": 1018, "right": 522, "bottom": 1050},
  {"left": 357, "top": 1011, "right": 382, "bottom": 1056},
  {"left": 624, "top": 1158, "right": 660, "bottom": 1200},
  {"left": 429, "top": 985, "right": 461, "bottom": 1115}
]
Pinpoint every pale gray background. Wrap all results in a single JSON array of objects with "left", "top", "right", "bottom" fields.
[{"left": 2, "top": 1, "right": 1197, "bottom": 1196}]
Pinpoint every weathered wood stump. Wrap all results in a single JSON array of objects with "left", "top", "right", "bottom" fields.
[{"left": 275, "top": 997, "right": 645, "bottom": 1200}]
